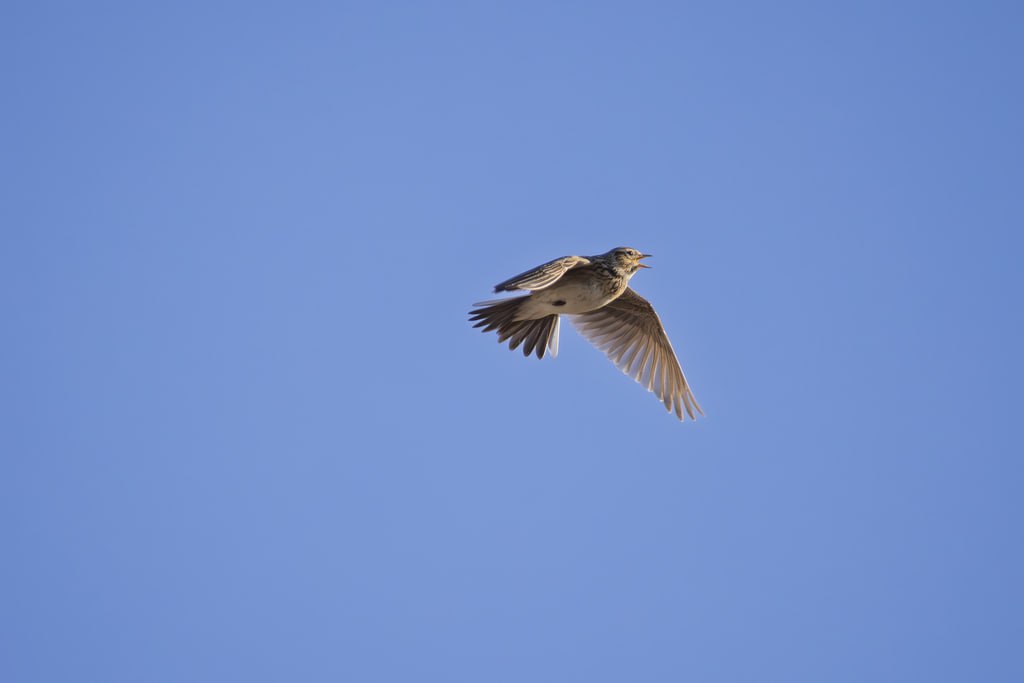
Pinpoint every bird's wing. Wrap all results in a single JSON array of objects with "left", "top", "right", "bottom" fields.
[
  {"left": 571, "top": 287, "right": 703, "bottom": 421},
  {"left": 493, "top": 255, "right": 591, "bottom": 292}
]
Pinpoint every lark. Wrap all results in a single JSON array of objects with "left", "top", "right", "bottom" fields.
[{"left": 469, "top": 247, "right": 703, "bottom": 421}]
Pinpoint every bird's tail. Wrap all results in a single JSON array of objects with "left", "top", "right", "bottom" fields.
[{"left": 469, "top": 297, "right": 560, "bottom": 359}]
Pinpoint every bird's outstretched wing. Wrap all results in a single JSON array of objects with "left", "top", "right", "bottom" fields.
[
  {"left": 493, "top": 255, "right": 591, "bottom": 292},
  {"left": 571, "top": 287, "right": 703, "bottom": 421}
]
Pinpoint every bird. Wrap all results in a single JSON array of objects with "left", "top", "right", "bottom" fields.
[{"left": 469, "top": 247, "right": 703, "bottom": 421}]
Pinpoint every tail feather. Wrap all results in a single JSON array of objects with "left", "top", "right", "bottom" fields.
[
  {"left": 521, "top": 321, "right": 545, "bottom": 357},
  {"left": 469, "top": 298, "right": 560, "bottom": 359}
]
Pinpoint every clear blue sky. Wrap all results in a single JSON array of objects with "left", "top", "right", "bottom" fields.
[{"left": 3, "top": 2, "right": 1022, "bottom": 681}]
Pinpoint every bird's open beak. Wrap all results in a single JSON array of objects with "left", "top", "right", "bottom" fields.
[{"left": 637, "top": 253, "right": 652, "bottom": 268}]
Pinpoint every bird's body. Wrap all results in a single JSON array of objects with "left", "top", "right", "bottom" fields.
[
  {"left": 516, "top": 264, "right": 628, "bottom": 317},
  {"left": 469, "top": 247, "right": 704, "bottom": 421}
]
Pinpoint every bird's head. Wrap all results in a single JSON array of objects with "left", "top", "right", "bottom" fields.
[{"left": 607, "top": 246, "right": 652, "bottom": 275}]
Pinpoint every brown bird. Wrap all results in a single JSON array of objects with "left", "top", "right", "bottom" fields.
[{"left": 469, "top": 247, "right": 703, "bottom": 421}]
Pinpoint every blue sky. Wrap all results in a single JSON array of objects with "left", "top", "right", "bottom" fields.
[{"left": 3, "top": 2, "right": 1022, "bottom": 681}]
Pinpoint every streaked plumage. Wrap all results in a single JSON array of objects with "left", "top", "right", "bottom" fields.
[{"left": 469, "top": 247, "right": 703, "bottom": 421}]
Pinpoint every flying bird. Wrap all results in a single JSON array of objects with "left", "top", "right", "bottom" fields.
[{"left": 469, "top": 247, "right": 703, "bottom": 421}]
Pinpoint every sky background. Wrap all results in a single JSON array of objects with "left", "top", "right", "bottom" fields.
[{"left": 3, "top": 1, "right": 1023, "bottom": 681}]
